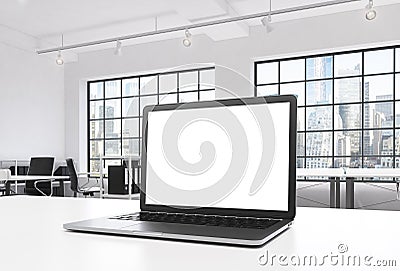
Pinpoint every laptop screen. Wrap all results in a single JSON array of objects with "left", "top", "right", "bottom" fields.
[{"left": 144, "top": 100, "right": 290, "bottom": 212}]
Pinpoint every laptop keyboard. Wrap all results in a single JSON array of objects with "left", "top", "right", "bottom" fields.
[{"left": 110, "top": 212, "right": 279, "bottom": 229}]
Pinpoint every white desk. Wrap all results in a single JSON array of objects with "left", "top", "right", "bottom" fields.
[
  {"left": 296, "top": 168, "right": 400, "bottom": 209},
  {"left": 0, "top": 196, "right": 399, "bottom": 271},
  {"left": 344, "top": 168, "right": 400, "bottom": 178},
  {"left": 296, "top": 168, "right": 345, "bottom": 178},
  {"left": 297, "top": 168, "right": 400, "bottom": 208},
  {"left": 6, "top": 175, "right": 69, "bottom": 196},
  {"left": 297, "top": 168, "right": 345, "bottom": 208},
  {"left": 8, "top": 176, "right": 70, "bottom": 181},
  {"left": 341, "top": 168, "right": 400, "bottom": 208}
]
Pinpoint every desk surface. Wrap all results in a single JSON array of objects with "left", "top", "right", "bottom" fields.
[
  {"left": 0, "top": 196, "right": 399, "bottom": 271},
  {"left": 8, "top": 175, "right": 69, "bottom": 180},
  {"left": 297, "top": 168, "right": 400, "bottom": 179}
]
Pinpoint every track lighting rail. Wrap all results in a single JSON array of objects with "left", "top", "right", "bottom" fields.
[{"left": 37, "top": 0, "right": 360, "bottom": 55}]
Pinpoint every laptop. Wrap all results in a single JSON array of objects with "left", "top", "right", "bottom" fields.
[{"left": 64, "top": 95, "right": 297, "bottom": 247}]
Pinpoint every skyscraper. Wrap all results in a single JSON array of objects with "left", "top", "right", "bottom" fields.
[
  {"left": 375, "top": 94, "right": 393, "bottom": 121},
  {"left": 335, "top": 67, "right": 362, "bottom": 161},
  {"left": 305, "top": 57, "right": 333, "bottom": 168},
  {"left": 364, "top": 82, "right": 372, "bottom": 157}
]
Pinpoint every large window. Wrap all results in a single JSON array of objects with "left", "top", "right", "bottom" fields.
[
  {"left": 88, "top": 67, "right": 215, "bottom": 172},
  {"left": 255, "top": 46, "right": 400, "bottom": 169}
]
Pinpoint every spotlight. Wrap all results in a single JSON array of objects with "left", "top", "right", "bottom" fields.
[
  {"left": 365, "top": 0, "right": 376, "bottom": 20},
  {"left": 56, "top": 50, "right": 64, "bottom": 65},
  {"left": 261, "top": 14, "right": 273, "bottom": 33},
  {"left": 55, "top": 34, "right": 64, "bottom": 65},
  {"left": 261, "top": 0, "right": 273, "bottom": 33},
  {"left": 182, "top": 29, "right": 192, "bottom": 47},
  {"left": 114, "top": 40, "right": 122, "bottom": 56}
]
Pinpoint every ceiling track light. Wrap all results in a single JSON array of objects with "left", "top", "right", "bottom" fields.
[
  {"left": 114, "top": 40, "right": 122, "bottom": 56},
  {"left": 182, "top": 29, "right": 192, "bottom": 47},
  {"left": 261, "top": 0, "right": 273, "bottom": 33},
  {"left": 266, "top": 14, "right": 273, "bottom": 33},
  {"left": 37, "top": 0, "right": 361, "bottom": 54},
  {"left": 56, "top": 50, "right": 64, "bottom": 65},
  {"left": 365, "top": 0, "right": 376, "bottom": 20},
  {"left": 56, "top": 34, "right": 64, "bottom": 65},
  {"left": 260, "top": 15, "right": 272, "bottom": 33}
]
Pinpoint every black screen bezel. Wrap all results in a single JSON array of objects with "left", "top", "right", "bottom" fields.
[{"left": 140, "top": 95, "right": 297, "bottom": 219}]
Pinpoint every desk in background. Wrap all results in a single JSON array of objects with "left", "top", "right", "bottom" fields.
[
  {"left": 297, "top": 168, "right": 344, "bottom": 208},
  {"left": 5, "top": 175, "right": 69, "bottom": 196},
  {"left": 297, "top": 168, "right": 400, "bottom": 209},
  {"left": 343, "top": 168, "right": 400, "bottom": 208}
]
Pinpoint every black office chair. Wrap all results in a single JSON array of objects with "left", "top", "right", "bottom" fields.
[
  {"left": 25, "top": 157, "right": 55, "bottom": 196},
  {"left": 66, "top": 158, "right": 100, "bottom": 197}
]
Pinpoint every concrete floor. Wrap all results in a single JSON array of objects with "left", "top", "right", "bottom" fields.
[{"left": 297, "top": 181, "right": 400, "bottom": 210}]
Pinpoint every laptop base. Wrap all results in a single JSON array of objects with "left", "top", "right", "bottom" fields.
[{"left": 64, "top": 215, "right": 292, "bottom": 247}]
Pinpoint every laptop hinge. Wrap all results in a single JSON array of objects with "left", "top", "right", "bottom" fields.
[{"left": 140, "top": 211, "right": 282, "bottom": 221}]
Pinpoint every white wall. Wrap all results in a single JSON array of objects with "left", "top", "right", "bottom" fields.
[
  {"left": 0, "top": 43, "right": 65, "bottom": 160},
  {"left": 64, "top": 4, "right": 400, "bottom": 170}
]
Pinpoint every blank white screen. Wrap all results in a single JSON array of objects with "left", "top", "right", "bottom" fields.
[{"left": 145, "top": 102, "right": 290, "bottom": 212}]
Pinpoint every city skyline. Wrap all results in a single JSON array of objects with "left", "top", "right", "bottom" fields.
[{"left": 298, "top": 56, "right": 399, "bottom": 169}]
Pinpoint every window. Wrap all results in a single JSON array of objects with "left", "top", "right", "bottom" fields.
[
  {"left": 88, "top": 67, "right": 215, "bottom": 172},
  {"left": 255, "top": 46, "right": 399, "bottom": 169}
]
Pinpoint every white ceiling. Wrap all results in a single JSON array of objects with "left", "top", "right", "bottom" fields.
[{"left": 0, "top": 0, "right": 398, "bottom": 57}]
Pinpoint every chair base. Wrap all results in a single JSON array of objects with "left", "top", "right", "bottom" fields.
[{"left": 83, "top": 191, "right": 95, "bottom": 197}]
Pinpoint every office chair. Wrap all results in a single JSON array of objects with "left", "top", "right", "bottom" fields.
[
  {"left": 66, "top": 158, "right": 101, "bottom": 197},
  {"left": 25, "top": 157, "right": 55, "bottom": 196}
]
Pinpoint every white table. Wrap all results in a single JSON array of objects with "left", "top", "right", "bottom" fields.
[
  {"left": 296, "top": 168, "right": 345, "bottom": 178},
  {"left": 297, "top": 168, "right": 345, "bottom": 208},
  {"left": 6, "top": 175, "right": 69, "bottom": 196},
  {"left": 297, "top": 168, "right": 400, "bottom": 208},
  {"left": 0, "top": 196, "right": 399, "bottom": 271},
  {"left": 342, "top": 168, "right": 400, "bottom": 208}
]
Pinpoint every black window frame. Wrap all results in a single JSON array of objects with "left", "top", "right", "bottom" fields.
[
  {"left": 87, "top": 67, "right": 216, "bottom": 173},
  {"left": 255, "top": 45, "right": 400, "bottom": 175}
]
